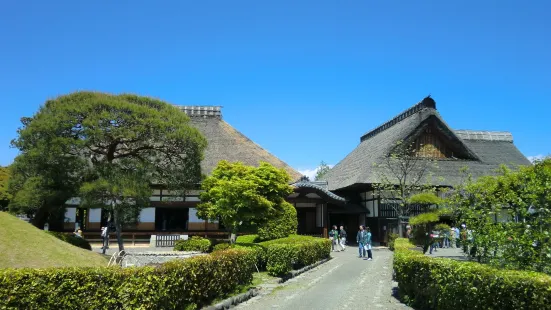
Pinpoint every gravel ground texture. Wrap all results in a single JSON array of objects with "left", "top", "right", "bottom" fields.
[{"left": 234, "top": 248, "right": 411, "bottom": 310}]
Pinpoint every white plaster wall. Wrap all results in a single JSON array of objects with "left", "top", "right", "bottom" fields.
[
  {"left": 139, "top": 208, "right": 156, "bottom": 222},
  {"left": 65, "top": 208, "right": 76, "bottom": 222},
  {"left": 185, "top": 196, "right": 200, "bottom": 202},
  {"left": 89, "top": 208, "right": 102, "bottom": 223}
]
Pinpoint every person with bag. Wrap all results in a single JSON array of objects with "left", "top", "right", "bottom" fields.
[
  {"left": 339, "top": 226, "right": 347, "bottom": 251},
  {"left": 365, "top": 226, "right": 373, "bottom": 261},
  {"left": 356, "top": 225, "right": 367, "bottom": 258},
  {"left": 329, "top": 225, "right": 341, "bottom": 252}
]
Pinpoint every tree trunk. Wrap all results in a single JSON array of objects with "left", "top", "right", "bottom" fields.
[
  {"left": 397, "top": 217, "right": 404, "bottom": 238},
  {"left": 113, "top": 207, "right": 125, "bottom": 254}
]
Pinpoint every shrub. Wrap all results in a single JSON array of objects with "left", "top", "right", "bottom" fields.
[
  {"left": 257, "top": 201, "right": 298, "bottom": 242},
  {"left": 0, "top": 249, "right": 254, "bottom": 309},
  {"left": 260, "top": 235, "right": 330, "bottom": 276},
  {"left": 236, "top": 234, "right": 260, "bottom": 243},
  {"left": 48, "top": 231, "right": 92, "bottom": 251},
  {"left": 393, "top": 238, "right": 551, "bottom": 310},
  {"left": 387, "top": 233, "right": 399, "bottom": 251},
  {"left": 174, "top": 236, "right": 212, "bottom": 253},
  {"left": 232, "top": 243, "right": 267, "bottom": 270},
  {"left": 212, "top": 243, "right": 231, "bottom": 252}
]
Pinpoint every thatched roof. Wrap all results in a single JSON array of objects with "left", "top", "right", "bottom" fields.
[
  {"left": 322, "top": 97, "right": 531, "bottom": 191},
  {"left": 177, "top": 106, "right": 302, "bottom": 181}
]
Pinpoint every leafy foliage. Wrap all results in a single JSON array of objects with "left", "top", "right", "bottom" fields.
[
  {"left": 197, "top": 161, "right": 293, "bottom": 241},
  {"left": 408, "top": 212, "right": 439, "bottom": 226},
  {"left": 10, "top": 92, "right": 206, "bottom": 250},
  {"left": 174, "top": 236, "right": 212, "bottom": 253},
  {"left": 314, "top": 161, "right": 331, "bottom": 181},
  {"left": 47, "top": 231, "right": 92, "bottom": 251},
  {"left": 257, "top": 201, "right": 298, "bottom": 241},
  {"left": 214, "top": 235, "right": 331, "bottom": 277},
  {"left": 388, "top": 233, "right": 400, "bottom": 251},
  {"left": 394, "top": 238, "right": 551, "bottom": 310},
  {"left": 446, "top": 159, "right": 551, "bottom": 272},
  {"left": 212, "top": 243, "right": 231, "bottom": 252},
  {"left": 0, "top": 248, "right": 255, "bottom": 309},
  {"left": 0, "top": 167, "right": 11, "bottom": 211}
]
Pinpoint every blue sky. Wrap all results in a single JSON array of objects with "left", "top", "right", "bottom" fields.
[{"left": 1, "top": 1, "right": 550, "bottom": 177}]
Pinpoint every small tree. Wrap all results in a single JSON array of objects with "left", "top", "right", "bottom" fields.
[
  {"left": 197, "top": 161, "right": 294, "bottom": 243},
  {"left": 315, "top": 161, "right": 331, "bottom": 181},
  {"left": 373, "top": 140, "right": 439, "bottom": 237},
  {"left": 0, "top": 166, "right": 11, "bottom": 211},
  {"left": 10, "top": 92, "right": 206, "bottom": 253}
]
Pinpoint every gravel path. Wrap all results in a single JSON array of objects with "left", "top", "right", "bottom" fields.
[{"left": 234, "top": 248, "right": 411, "bottom": 310}]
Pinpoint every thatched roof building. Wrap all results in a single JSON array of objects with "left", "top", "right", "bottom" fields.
[
  {"left": 322, "top": 97, "right": 531, "bottom": 191},
  {"left": 177, "top": 106, "right": 302, "bottom": 180}
]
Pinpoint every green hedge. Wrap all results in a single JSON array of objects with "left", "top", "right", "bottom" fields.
[
  {"left": 212, "top": 243, "right": 231, "bottom": 252},
  {"left": 394, "top": 238, "right": 551, "bottom": 310},
  {"left": 236, "top": 234, "right": 259, "bottom": 243},
  {"left": 174, "top": 236, "right": 212, "bottom": 253},
  {"left": 0, "top": 249, "right": 255, "bottom": 310},
  {"left": 212, "top": 235, "right": 331, "bottom": 277},
  {"left": 48, "top": 231, "right": 92, "bottom": 251}
]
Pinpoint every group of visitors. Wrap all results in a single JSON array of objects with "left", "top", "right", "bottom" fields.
[
  {"left": 329, "top": 225, "right": 373, "bottom": 261},
  {"left": 428, "top": 224, "right": 472, "bottom": 254}
]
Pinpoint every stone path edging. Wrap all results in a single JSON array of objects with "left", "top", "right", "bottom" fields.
[
  {"left": 202, "top": 257, "right": 332, "bottom": 310},
  {"left": 278, "top": 257, "right": 333, "bottom": 283},
  {"left": 204, "top": 288, "right": 260, "bottom": 310}
]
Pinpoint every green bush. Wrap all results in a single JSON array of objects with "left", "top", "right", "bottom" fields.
[
  {"left": 212, "top": 243, "right": 231, "bottom": 252},
  {"left": 387, "top": 233, "right": 399, "bottom": 251},
  {"left": 257, "top": 201, "right": 298, "bottom": 242},
  {"left": 232, "top": 243, "right": 267, "bottom": 270},
  {"left": 236, "top": 234, "right": 260, "bottom": 243},
  {"left": 260, "top": 235, "right": 330, "bottom": 276},
  {"left": 48, "top": 231, "right": 92, "bottom": 251},
  {"left": 174, "top": 236, "right": 212, "bottom": 253},
  {"left": 394, "top": 238, "right": 551, "bottom": 310},
  {"left": 0, "top": 249, "right": 254, "bottom": 309}
]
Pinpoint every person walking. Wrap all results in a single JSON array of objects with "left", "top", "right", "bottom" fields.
[
  {"left": 339, "top": 226, "right": 347, "bottom": 251},
  {"left": 356, "top": 225, "right": 367, "bottom": 258},
  {"left": 365, "top": 226, "right": 373, "bottom": 260},
  {"left": 329, "top": 225, "right": 341, "bottom": 252},
  {"left": 450, "top": 226, "right": 457, "bottom": 249}
]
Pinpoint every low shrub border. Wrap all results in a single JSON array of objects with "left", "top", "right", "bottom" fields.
[
  {"left": 174, "top": 236, "right": 212, "bottom": 253},
  {"left": 0, "top": 249, "right": 255, "bottom": 309},
  {"left": 394, "top": 238, "right": 551, "bottom": 310}
]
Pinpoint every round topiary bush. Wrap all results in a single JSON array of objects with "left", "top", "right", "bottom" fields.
[
  {"left": 257, "top": 201, "right": 297, "bottom": 242},
  {"left": 174, "top": 236, "right": 212, "bottom": 252}
]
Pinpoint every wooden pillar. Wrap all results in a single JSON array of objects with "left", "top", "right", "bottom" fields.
[{"left": 322, "top": 203, "right": 328, "bottom": 238}]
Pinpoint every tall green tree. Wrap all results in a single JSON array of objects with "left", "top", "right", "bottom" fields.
[
  {"left": 447, "top": 159, "right": 551, "bottom": 272},
  {"left": 0, "top": 166, "right": 11, "bottom": 211},
  {"left": 197, "top": 161, "right": 294, "bottom": 243},
  {"left": 315, "top": 161, "right": 331, "bottom": 181},
  {"left": 10, "top": 92, "right": 207, "bottom": 252},
  {"left": 373, "top": 140, "right": 440, "bottom": 237}
]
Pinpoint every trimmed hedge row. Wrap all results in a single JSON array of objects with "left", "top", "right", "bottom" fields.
[
  {"left": 236, "top": 234, "right": 260, "bottom": 244},
  {"left": 48, "top": 231, "right": 92, "bottom": 251},
  {"left": 174, "top": 236, "right": 212, "bottom": 253},
  {"left": 393, "top": 238, "right": 551, "bottom": 310},
  {"left": 213, "top": 235, "right": 331, "bottom": 276},
  {"left": 0, "top": 249, "right": 255, "bottom": 310}
]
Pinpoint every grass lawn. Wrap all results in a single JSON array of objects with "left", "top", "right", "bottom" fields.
[{"left": 0, "top": 212, "right": 108, "bottom": 269}]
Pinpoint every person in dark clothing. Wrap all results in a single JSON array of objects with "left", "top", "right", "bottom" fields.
[
  {"left": 356, "top": 225, "right": 368, "bottom": 258},
  {"left": 339, "top": 226, "right": 347, "bottom": 251}
]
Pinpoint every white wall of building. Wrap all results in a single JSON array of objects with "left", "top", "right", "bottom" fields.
[
  {"left": 139, "top": 208, "right": 156, "bottom": 222},
  {"left": 89, "top": 208, "right": 102, "bottom": 223},
  {"left": 65, "top": 207, "right": 76, "bottom": 222},
  {"left": 188, "top": 208, "right": 202, "bottom": 223}
]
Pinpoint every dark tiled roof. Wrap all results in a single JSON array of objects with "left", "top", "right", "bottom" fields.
[
  {"left": 292, "top": 181, "right": 346, "bottom": 202},
  {"left": 176, "top": 106, "right": 302, "bottom": 180},
  {"left": 322, "top": 98, "right": 531, "bottom": 191}
]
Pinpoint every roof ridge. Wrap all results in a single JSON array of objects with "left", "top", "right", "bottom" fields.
[
  {"left": 360, "top": 96, "right": 436, "bottom": 142},
  {"left": 454, "top": 130, "right": 513, "bottom": 142},
  {"left": 175, "top": 105, "right": 223, "bottom": 119}
]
